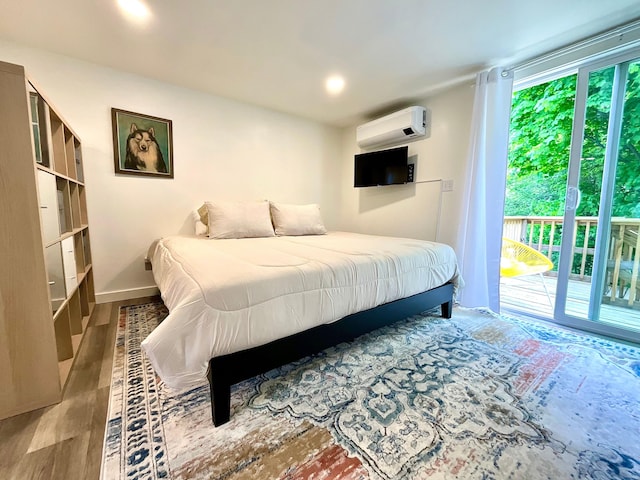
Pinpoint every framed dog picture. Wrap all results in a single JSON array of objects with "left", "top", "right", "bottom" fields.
[{"left": 112, "top": 108, "right": 174, "bottom": 178}]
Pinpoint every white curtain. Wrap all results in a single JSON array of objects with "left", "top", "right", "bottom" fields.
[{"left": 456, "top": 67, "right": 514, "bottom": 311}]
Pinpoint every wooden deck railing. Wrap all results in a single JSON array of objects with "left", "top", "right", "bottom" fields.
[{"left": 503, "top": 216, "right": 640, "bottom": 308}]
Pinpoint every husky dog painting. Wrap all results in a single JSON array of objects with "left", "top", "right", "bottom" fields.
[
  {"left": 112, "top": 108, "right": 173, "bottom": 178},
  {"left": 125, "top": 124, "right": 167, "bottom": 172}
]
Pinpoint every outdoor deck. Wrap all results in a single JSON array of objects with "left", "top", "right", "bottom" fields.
[{"left": 500, "top": 274, "right": 640, "bottom": 333}]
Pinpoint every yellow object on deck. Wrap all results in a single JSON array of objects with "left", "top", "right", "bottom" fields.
[
  {"left": 500, "top": 238, "right": 553, "bottom": 278},
  {"left": 500, "top": 237, "right": 554, "bottom": 304}
]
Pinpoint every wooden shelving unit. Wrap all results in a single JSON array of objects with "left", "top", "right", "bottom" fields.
[{"left": 0, "top": 61, "right": 95, "bottom": 419}]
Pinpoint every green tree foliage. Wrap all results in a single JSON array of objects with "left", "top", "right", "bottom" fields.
[
  {"left": 617, "top": 62, "right": 640, "bottom": 217},
  {"left": 505, "top": 62, "right": 640, "bottom": 218},
  {"left": 506, "top": 75, "right": 575, "bottom": 216}
]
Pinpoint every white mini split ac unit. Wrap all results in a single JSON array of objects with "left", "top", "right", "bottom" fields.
[{"left": 356, "top": 106, "right": 427, "bottom": 149}]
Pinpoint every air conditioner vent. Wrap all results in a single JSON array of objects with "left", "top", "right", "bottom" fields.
[{"left": 356, "top": 106, "right": 427, "bottom": 148}]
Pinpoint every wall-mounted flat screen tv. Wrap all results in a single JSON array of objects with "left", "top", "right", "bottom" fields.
[{"left": 354, "top": 146, "right": 408, "bottom": 187}]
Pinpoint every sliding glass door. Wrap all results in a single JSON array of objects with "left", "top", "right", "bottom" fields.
[{"left": 554, "top": 51, "right": 640, "bottom": 342}]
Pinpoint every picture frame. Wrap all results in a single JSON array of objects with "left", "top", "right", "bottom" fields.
[{"left": 111, "top": 108, "right": 174, "bottom": 178}]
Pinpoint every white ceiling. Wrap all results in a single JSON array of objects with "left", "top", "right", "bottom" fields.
[{"left": 1, "top": 0, "right": 640, "bottom": 126}]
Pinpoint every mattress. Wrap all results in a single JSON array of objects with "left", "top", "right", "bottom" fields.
[{"left": 141, "top": 232, "right": 461, "bottom": 389}]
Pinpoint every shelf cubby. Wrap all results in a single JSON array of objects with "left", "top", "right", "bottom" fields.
[
  {"left": 86, "top": 269, "right": 96, "bottom": 304},
  {"left": 79, "top": 185, "right": 88, "bottom": 225},
  {"left": 82, "top": 229, "right": 92, "bottom": 268},
  {"left": 79, "top": 280, "right": 91, "bottom": 318},
  {"left": 70, "top": 182, "right": 81, "bottom": 229},
  {"left": 54, "top": 306, "right": 73, "bottom": 361},
  {"left": 37, "top": 169, "right": 61, "bottom": 245},
  {"left": 56, "top": 178, "right": 72, "bottom": 234},
  {"left": 74, "top": 232, "right": 85, "bottom": 276},
  {"left": 29, "top": 90, "right": 51, "bottom": 168},
  {"left": 68, "top": 290, "right": 83, "bottom": 335},
  {"left": 49, "top": 111, "right": 67, "bottom": 177},
  {"left": 64, "top": 128, "right": 77, "bottom": 180},
  {"left": 75, "top": 139, "right": 84, "bottom": 183},
  {"left": 45, "top": 243, "right": 66, "bottom": 314}
]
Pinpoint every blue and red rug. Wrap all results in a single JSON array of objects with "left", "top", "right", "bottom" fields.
[{"left": 101, "top": 303, "right": 640, "bottom": 479}]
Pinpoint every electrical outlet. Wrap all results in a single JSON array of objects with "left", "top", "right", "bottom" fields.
[{"left": 442, "top": 179, "right": 454, "bottom": 192}]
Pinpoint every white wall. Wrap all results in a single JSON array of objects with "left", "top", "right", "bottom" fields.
[
  {"left": 333, "top": 83, "right": 475, "bottom": 248},
  {"left": 0, "top": 40, "right": 475, "bottom": 303},
  {"left": 0, "top": 40, "right": 342, "bottom": 302}
]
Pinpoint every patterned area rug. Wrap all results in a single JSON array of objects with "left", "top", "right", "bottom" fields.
[{"left": 101, "top": 302, "right": 640, "bottom": 479}]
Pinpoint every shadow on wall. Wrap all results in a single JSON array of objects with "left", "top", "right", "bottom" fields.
[
  {"left": 100, "top": 254, "right": 154, "bottom": 294},
  {"left": 355, "top": 153, "right": 420, "bottom": 214},
  {"left": 178, "top": 212, "right": 196, "bottom": 235},
  {"left": 358, "top": 182, "right": 417, "bottom": 214}
]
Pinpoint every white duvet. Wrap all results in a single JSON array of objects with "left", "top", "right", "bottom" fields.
[{"left": 141, "top": 232, "right": 461, "bottom": 389}]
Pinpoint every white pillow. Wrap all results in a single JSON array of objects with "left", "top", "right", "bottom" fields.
[
  {"left": 270, "top": 202, "right": 327, "bottom": 236},
  {"left": 206, "top": 200, "right": 275, "bottom": 239}
]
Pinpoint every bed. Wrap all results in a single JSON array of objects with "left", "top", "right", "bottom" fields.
[{"left": 142, "top": 229, "right": 461, "bottom": 426}]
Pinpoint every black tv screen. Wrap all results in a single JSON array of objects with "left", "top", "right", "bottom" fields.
[{"left": 354, "top": 146, "right": 408, "bottom": 187}]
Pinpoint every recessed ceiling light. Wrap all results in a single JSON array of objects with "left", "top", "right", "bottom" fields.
[
  {"left": 325, "top": 75, "right": 346, "bottom": 96},
  {"left": 117, "top": 0, "right": 151, "bottom": 22}
]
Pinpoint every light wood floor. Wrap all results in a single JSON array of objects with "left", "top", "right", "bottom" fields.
[
  {"left": 0, "top": 296, "right": 159, "bottom": 480},
  {"left": 501, "top": 275, "right": 640, "bottom": 333}
]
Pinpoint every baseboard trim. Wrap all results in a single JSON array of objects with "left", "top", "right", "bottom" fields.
[{"left": 96, "top": 286, "right": 160, "bottom": 304}]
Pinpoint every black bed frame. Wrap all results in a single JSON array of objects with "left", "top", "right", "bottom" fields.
[{"left": 206, "top": 282, "right": 454, "bottom": 426}]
